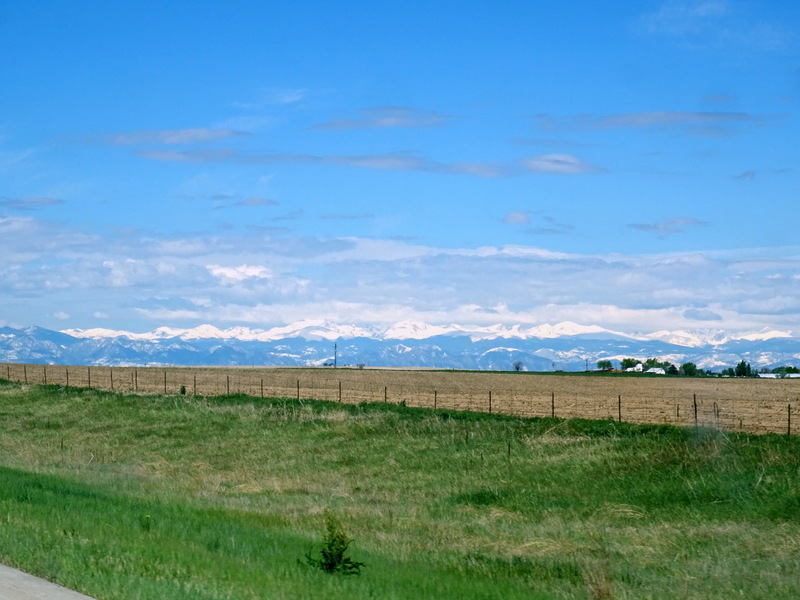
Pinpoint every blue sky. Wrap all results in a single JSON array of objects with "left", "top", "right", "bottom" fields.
[{"left": 2, "top": 0, "right": 799, "bottom": 335}]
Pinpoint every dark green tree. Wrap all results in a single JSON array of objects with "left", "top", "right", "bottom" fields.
[
  {"left": 681, "top": 362, "right": 698, "bottom": 377},
  {"left": 734, "top": 360, "right": 752, "bottom": 377},
  {"left": 306, "top": 511, "right": 365, "bottom": 575},
  {"left": 621, "top": 358, "right": 640, "bottom": 369},
  {"left": 643, "top": 358, "right": 660, "bottom": 369},
  {"left": 772, "top": 365, "right": 799, "bottom": 376},
  {"left": 596, "top": 359, "right": 613, "bottom": 370}
]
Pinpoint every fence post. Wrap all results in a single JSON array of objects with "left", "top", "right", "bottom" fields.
[
  {"left": 194, "top": 374, "right": 197, "bottom": 396},
  {"left": 164, "top": 370, "right": 167, "bottom": 394},
  {"left": 87, "top": 366, "right": 91, "bottom": 388},
  {"left": 618, "top": 395, "right": 622, "bottom": 422},
  {"left": 384, "top": 386, "right": 387, "bottom": 403},
  {"left": 134, "top": 369, "right": 138, "bottom": 392},
  {"left": 226, "top": 375, "right": 230, "bottom": 395},
  {"left": 110, "top": 368, "right": 113, "bottom": 391},
  {"left": 489, "top": 391, "right": 492, "bottom": 414},
  {"left": 297, "top": 380, "right": 300, "bottom": 401},
  {"left": 338, "top": 381, "right": 342, "bottom": 403},
  {"left": 66, "top": 366, "right": 69, "bottom": 388},
  {"left": 43, "top": 365, "right": 47, "bottom": 385},
  {"left": 788, "top": 404, "right": 792, "bottom": 436},
  {"left": 551, "top": 392, "right": 555, "bottom": 418},
  {"left": 434, "top": 390, "right": 437, "bottom": 410},
  {"left": 693, "top": 393, "right": 698, "bottom": 427},
  {"left": 260, "top": 378, "right": 264, "bottom": 398}
]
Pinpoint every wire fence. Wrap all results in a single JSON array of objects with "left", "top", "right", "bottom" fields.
[{"left": 2, "top": 363, "right": 798, "bottom": 435}]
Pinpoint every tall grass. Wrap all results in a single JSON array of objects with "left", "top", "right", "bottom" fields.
[{"left": 0, "top": 379, "right": 799, "bottom": 599}]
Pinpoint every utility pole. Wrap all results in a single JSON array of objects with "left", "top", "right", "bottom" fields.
[{"left": 334, "top": 342, "right": 337, "bottom": 368}]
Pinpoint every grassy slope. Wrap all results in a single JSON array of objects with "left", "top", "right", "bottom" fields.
[{"left": 0, "top": 379, "right": 799, "bottom": 599}]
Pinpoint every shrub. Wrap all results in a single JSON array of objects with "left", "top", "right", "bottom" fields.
[{"left": 305, "top": 510, "right": 365, "bottom": 575}]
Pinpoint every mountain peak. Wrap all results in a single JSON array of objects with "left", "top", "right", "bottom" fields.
[{"left": 0, "top": 321, "right": 795, "bottom": 370}]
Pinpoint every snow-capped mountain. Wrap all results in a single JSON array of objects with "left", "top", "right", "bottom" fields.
[{"left": 1, "top": 321, "right": 798, "bottom": 371}]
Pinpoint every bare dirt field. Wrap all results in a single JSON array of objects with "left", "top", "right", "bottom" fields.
[{"left": 3, "top": 363, "right": 799, "bottom": 435}]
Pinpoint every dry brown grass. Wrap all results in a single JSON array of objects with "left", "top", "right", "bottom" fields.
[{"left": 3, "top": 363, "right": 799, "bottom": 434}]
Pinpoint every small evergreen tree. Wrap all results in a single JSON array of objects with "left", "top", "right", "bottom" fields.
[{"left": 306, "top": 511, "right": 365, "bottom": 575}]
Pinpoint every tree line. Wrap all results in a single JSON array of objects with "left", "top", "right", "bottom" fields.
[{"left": 596, "top": 358, "right": 799, "bottom": 378}]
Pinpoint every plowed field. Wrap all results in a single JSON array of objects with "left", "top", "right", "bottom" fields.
[{"left": 4, "top": 363, "right": 798, "bottom": 434}]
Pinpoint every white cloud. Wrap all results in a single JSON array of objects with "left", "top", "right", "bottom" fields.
[
  {"left": 137, "top": 148, "right": 510, "bottom": 178},
  {"left": 638, "top": 1, "right": 794, "bottom": 51},
  {"left": 231, "top": 87, "right": 308, "bottom": 109},
  {"left": 522, "top": 154, "right": 597, "bottom": 174},
  {"left": 0, "top": 196, "right": 64, "bottom": 210},
  {"left": 535, "top": 111, "right": 764, "bottom": 137},
  {"left": 3, "top": 216, "right": 799, "bottom": 336},
  {"left": 269, "top": 88, "right": 307, "bottom": 105},
  {"left": 237, "top": 197, "right": 278, "bottom": 207},
  {"left": 684, "top": 308, "right": 722, "bottom": 321},
  {"left": 106, "top": 128, "right": 246, "bottom": 145},
  {"left": 503, "top": 211, "right": 531, "bottom": 225},
  {"left": 208, "top": 264, "right": 273, "bottom": 283},
  {"left": 0, "top": 215, "right": 36, "bottom": 234},
  {"left": 628, "top": 217, "right": 709, "bottom": 237},
  {"left": 313, "top": 107, "right": 449, "bottom": 131},
  {"left": 641, "top": 1, "right": 728, "bottom": 35}
]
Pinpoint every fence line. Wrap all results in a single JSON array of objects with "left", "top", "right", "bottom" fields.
[{"left": 1, "top": 363, "right": 797, "bottom": 435}]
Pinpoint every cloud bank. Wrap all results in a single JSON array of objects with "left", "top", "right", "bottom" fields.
[{"left": 2, "top": 215, "right": 798, "bottom": 336}]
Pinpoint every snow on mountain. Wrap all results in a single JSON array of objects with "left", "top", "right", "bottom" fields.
[
  {"left": 465, "top": 324, "right": 527, "bottom": 340},
  {"left": 639, "top": 329, "right": 727, "bottom": 348},
  {"left": 260, "top": 319, "right": 378, "bottom": 341},
  {"left": 738, "top": 329, "right": 793, "bottom": 342},
  {"left": 524, "top": 321, "right": 622, "bottom": 339},
  {"left": 60, "top": 321, "right": 797, "bottom": 348},
  {"left": 62, "top": 327, "right": 137, "bottom": 339},
  {"left": 63, "top": 326, "right": 190, "bottom": 340},
  {"left": 382, "top": 320, "right": 459, "bottom": 339},
  {"left": 482, "top": 347, "right": 522, "bottom": 355},
  {"left": 177, "top": 324, "right": 233, "bottom": 339},
  {"left": 63, "top": 321, "right": 379, "bottom": 343},
  {"left": 0, "top": 320, "right": 794, "bottom": 371},
  {"left": 639, "top": 328, "right": 794, "bottom": 347}
]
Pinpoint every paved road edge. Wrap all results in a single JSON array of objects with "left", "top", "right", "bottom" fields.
[{"left": 0, "top": 564, "right": 98, "bottom": 600}]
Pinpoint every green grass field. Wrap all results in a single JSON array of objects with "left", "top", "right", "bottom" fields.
[{"left": 1, "top": 378, "right": 799, "bottom": 599}]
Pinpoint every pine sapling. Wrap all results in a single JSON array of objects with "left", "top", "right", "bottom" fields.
[{"left": 305, "top": 510, "right": 365, "bottom": 575}]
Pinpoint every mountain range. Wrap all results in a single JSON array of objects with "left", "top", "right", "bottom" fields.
[{"left": 1, "top": 320, "right": 798, "bottom": 372}]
